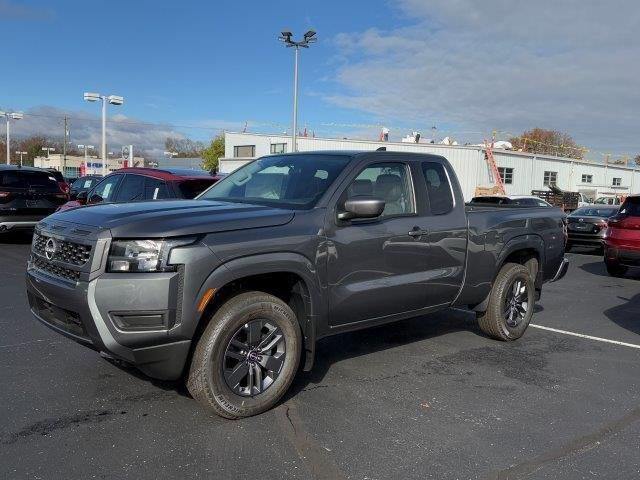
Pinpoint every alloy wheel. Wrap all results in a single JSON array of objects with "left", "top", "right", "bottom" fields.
[
  {"left": 222, "top": 319, "right": 286, "bottom": 397},
  {"left": 503, "top": 278, "right": 529, "bottom": 327}
]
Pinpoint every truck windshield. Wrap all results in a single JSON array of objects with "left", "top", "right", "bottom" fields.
[{"left": 198, "top": 154, "right": 350, "bottom": 209}]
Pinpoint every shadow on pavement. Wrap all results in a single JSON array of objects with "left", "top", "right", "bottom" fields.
[
  {"left": 604, "top": 294, "right": 640, "bottom": 337},
  {"left": 287, "top": 308, "right": 479, "bottom": 398}
]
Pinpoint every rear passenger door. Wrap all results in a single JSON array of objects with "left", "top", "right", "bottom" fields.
[
  {"left": 325, "top": 160, "right": 433, "bottom": 326},
  {"left": 419, "top": 161, "right": 467, "bottom": 306}
]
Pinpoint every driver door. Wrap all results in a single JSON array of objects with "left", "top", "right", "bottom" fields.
[{"left": 324, "top": 160, "right": 432, "bottom": 326}]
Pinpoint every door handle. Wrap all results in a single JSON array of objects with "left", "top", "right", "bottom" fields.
[{"left": 408, "top": 228, "right": 428, "bottom": 237}]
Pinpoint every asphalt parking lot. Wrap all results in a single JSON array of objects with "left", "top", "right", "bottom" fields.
[{"left": 1, "top": 235, "right": 639, "bottom": 480}]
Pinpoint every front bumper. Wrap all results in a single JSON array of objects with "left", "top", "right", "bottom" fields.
[{"left": 26, "top": 263, "right": 191, "bottom": 380}]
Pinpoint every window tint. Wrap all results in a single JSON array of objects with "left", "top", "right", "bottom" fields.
[
  {"left": 422, "top": 162, "right": 454, "bottom": 215},
  {"left": 89, "top": 175, "right": 121, "bottom": 203},
  {"left": 571, "top": 207, "right": 619, "bottom": 217},
  {"left": 178, "top": 179, "right": 216, "bottom": 199},
  {"left": 346, "top": 163, "right": 415, "bottom": 217},
  {"left": 115, "top": 174, "right": 146, "bottom": 201},
  {"left": 619, "top": 197, "right": 640, "bottom": 216},
  {"left": 0, "top": 170, "right": 59, "bottom": 190},
  {"left": 143, "top": 177, "right": 170, "bottom": 200}
]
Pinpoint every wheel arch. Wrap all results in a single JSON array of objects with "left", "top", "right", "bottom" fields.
[
  {"left": 473, "top": 235, "right": 545, "bottom": 312},
  {"left": 190, "top": 252, "right": 322, "bottom": 373}
]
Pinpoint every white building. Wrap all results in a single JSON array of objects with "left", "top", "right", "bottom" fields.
[
  {"left": 33, "top": 153, "right": 145, "bottom": 178},
  {"left": 220, "top": 132, "right": 640, "bottom": 201}
]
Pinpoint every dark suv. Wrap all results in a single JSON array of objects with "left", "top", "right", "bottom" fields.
[
  {"left": 58, "top": 168, "right": 221, "bottom": 211},
  {"left": 0, "top": 165, "right": 68, "bottom": 233}
]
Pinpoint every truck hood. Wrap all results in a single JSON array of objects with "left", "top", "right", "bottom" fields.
[{"left": 50, "top": 200, "right": 295, "bottom": 237}]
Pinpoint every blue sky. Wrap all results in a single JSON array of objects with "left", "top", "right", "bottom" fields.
[
  {"left": 2, "top": 0, "right": 639, "bottom": 157},
  {"left": 1, "top": 0, "right": 407, "bottom": 141}
]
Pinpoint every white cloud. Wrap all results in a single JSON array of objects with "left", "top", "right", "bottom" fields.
[
  {"left": 327, "top": 0, "right": 640, "bottom": 154},
  {"left": 4, "top": 106, "right": 247, "bottom": 160}
]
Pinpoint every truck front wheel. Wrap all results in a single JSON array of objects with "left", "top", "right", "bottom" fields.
[
  {"left": 187, "top": 291, "right": 302, "bottom": 419},
  {"left": 477, "top": 263, "right": 535, "bottom": 341}
]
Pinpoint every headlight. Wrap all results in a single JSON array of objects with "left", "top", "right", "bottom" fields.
[{"left": 107, "top": 237, "right": 196, "bottom": 273}]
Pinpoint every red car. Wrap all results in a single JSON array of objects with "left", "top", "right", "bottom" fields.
[
  {"left": 57, "top": 167, "right": 222, "bottom": 212},
  {"left": 603, "top": 195, "right": 640, "bottom": 276}
]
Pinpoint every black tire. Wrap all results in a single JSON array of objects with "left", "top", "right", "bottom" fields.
[
  {"left": 605, "top": 261, "right": 627, "bottom": 277},
  {"left": 186, "top": 291, "right": 302, "bottom": 419},
  {"left": 477, "top": 263, "right": 535, "bottom": 341}
]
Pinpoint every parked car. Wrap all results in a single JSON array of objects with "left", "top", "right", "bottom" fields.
[
  {"left": 566, "top": 206, "right": 619, "bottom": 250},
  {"left": 0, "top": 165, "right": 68, "bottom": 232},
  {"left": 45, "top": 168, "right": 70, "bottom": 197},
  {"left": 57, "top": 168, "right": 221, "bottom": 211},
  {"left": 470, "top": 195, "right": 553, "bottom": 207},
  {"left": 594, "top": 196, "right": 623, "bottom": 206},
  {"left": 69, "top": 175, "right": 102, "bottom": 200},
  {"left": 26, "top": 151, "right": 568, "bottom": 418},
  {"left": 603, "top": 195, "right": 640, "bottom": 276}
]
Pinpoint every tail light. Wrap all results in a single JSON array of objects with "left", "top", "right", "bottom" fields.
[
  {"left": 0, "top": 191, "right": 10, "bottom": 198},
  {"left": 609, "top": 215, "right": 640, "bottom": 230}
]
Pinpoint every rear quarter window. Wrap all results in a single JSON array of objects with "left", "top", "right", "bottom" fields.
[{"left": 422, "top": 162, "right": 454, "bottom": 215}]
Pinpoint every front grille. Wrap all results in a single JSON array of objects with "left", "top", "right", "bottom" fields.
[
  {"left": 33, "top": 232, "right": 92, "bottom": 266},
  {"left": 33, "top": 256, "right": 81, "bottom": 282}
]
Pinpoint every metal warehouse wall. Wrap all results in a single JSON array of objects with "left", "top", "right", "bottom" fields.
[{"left": 222, "top": 132, "right": 640, "bottom": 200}]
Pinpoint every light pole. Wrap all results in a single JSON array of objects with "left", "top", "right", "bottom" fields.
[
  {"left": 41, "top": 146, "right": 55, "bottom": 158},
  {"left": 83, "top": 92, "right": 124, "bottom": 175},
  {"left": 15, "top": 151, "right": 27, "bottom": 166},
  {"left": 78, "top": 144, "right": 94, "bottom": 173},
  {"left": 1, "top": 111, "right": 23, "bottom": 164},
  {"left": 278, "top": 30, "right": 316, "bottom": 152}
]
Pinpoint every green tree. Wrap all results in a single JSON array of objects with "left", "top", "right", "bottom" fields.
[{"left": 200, "top": 134, "right": 225, "bottom": 172}]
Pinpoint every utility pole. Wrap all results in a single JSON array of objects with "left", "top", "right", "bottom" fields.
[{"left": 63, "top": 116, "right": 68, "bottom": 175}]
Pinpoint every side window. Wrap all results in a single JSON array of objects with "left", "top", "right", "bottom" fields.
[
  {"left": 422, "top": 162, "right": 454, "bottom": 215},
  {"left": 115, "top": 174, "right": 145, "bottom": 202},
  {"left": 346, "top": 162, "right": 415, "bottom": 217},
  {"left": 89, "top": 175, "right": 121, "bottom": 203},
  {"left": 144, "top": 178, "right": 170, "bottom": 200}
]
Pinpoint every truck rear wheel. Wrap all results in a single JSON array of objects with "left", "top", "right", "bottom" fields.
[
  {"left": 477, "top": 263, "right": 535, "bottom": 341},
  {"left": 187, "top": 291, "right": 302, "bottom": 419}
]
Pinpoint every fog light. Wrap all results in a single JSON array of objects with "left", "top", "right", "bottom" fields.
[{"left": 111, "top": 312, "right": 169, "bottom": 331}]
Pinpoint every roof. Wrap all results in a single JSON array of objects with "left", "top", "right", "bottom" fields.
[
  {"left": 0, "top": 164, "right": 48, "bottom": 172},
  {"left": 272, "top": 150, "right": 446, "bottom": 161},
  {"left": 109, "top": 167, "right": 217, "bottom": 181}
]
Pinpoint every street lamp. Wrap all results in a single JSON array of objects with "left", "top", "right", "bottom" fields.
[
  {"left": 278, "top": 29, "right": 317, "bottom": 152},
  {"left": 78, "top": 144, "right": 94, "bottom": 174},
  {"left": 84, "top": 92, "right": 124, "bottom": 175},
  {"left": 41, "top": 146, "right": 55, "bottom": 158},
  {"left": 15, "top": 151, "right": 27, "bottom": 166},
  {"left": 1, "top": 111, "right": 23, "bottom": 164}
]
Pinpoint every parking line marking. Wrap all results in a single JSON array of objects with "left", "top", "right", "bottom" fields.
[{"left": 530, "top": 324, "right": 640, "bottom": 350}]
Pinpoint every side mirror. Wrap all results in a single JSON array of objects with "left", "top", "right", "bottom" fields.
[
  {"left": 338, "top": 196, "right": 385, "bottom": 221},
  {"left": 75, "top": 190, "right": 88, "bottom": 204}
]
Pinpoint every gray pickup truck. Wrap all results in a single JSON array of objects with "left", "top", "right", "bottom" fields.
[{"left": 26, "top": 151, "right": 568, "bottom": 418}]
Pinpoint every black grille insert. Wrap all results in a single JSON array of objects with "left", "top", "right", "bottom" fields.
[
  {"left": 33, "top": 233, "right": 92, "bottom": 266},
  {"left": 33, "top": 256, "right": 81, "bottom": 281}
]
